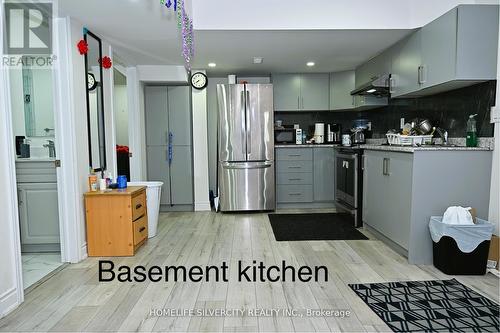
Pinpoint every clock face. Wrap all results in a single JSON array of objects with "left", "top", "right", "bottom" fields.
[
  {"left": 191, "top": 72, "right": 208, "bottom": 90},
  {"left": 87, "top": 73, "right": 97, "bottom": 91}
]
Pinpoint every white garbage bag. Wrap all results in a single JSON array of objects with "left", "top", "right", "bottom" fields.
[
  {"left": 429, "top": 216, "right": 494, "bottom": 253},
  {"left": 442, "top": 206, "right": 474, "bottom": 225}
]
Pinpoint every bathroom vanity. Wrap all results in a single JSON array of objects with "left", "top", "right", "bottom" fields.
[{"left": 16, "top": 159, "right": 60, "bottom": 252}]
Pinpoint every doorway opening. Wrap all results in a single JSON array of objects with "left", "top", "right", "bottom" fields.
[{"left": 9, "top": 60, "right": 64, "bottom": 291}]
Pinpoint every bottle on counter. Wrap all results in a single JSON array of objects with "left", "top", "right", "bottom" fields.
[{"left": 466, "top": 114, "right": 478, "bottom": 147}]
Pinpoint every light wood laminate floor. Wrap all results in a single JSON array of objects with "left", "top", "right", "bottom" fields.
[{"left": 1, "top": 211, "right": 498, "bottom": 332}]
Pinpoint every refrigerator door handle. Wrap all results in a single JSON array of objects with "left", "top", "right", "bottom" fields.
[
  {"left": 221, "top": 161, "right": 272, "bottom": 169},
  {"left": 240, "top": 90, "right": 246, "bottom": 156},
  {"left": 246, "top": 90, "right": 251, "bottom": 155}
]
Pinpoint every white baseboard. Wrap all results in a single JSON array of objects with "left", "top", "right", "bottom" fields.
[
  {"left": 0, "top": 288, "right": 20, "bottom": 319},
  {"left": 195, "top": 202, "right": 211, "bottom": 211},
  {"left": 79, "top": 243, "right": 88, "bottom": 263}
]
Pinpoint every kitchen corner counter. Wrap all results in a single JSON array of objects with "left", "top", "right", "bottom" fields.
[
  {"left": 360, "top": 144, "right": 493, "bottom": 153},
  {"left": 275, "top": 144, "right": 340, "bottom": 148}
]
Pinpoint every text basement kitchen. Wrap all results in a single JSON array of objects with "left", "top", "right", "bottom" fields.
[{"left": 99, "top": 260, "right": 328, "bottom": 283}]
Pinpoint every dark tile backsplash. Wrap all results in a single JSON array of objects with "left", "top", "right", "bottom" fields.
[{"left": 276, "top": 81, "right": 496, "bottom": 138}]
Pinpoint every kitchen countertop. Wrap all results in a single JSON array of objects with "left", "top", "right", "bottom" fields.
[
  {"left": 360, "top": 144, "right": 493, "bottom": 153},
  {"left": 275, "top": 144, "right": 340, "bottom": 148}
]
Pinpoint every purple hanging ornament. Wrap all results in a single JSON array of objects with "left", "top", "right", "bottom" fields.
[{"left": 165, "top": 0, "right": 172, "bottom": 8}]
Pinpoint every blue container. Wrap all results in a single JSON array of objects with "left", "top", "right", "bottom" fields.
[{"left": 117, "top": 175, "right": 127, "bottom": 189}]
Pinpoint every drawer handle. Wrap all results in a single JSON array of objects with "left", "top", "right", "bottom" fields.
[
  {"left": 135, "top": 204, "right": 143, "bottom": 210},
  {"left": 139, "top": 227, "right": 146, "bottom": 233},
  {"left": 288, "top": 166, "right": 301, "bottom": 169},
  {"left": 288, "top": 178, "right": 302, "bottom": 181},
  {"left": 288, "top": 154, "right": 301, "bottom": 157},
  {"left": 289, "top": 193, "right": 302, "bottom": 196}
]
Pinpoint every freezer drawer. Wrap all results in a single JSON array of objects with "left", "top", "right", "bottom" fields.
[{"left": 219, "top": 161, "right": 275, "bottom": 211}]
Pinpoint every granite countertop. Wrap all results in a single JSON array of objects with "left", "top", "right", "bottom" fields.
[
  {"left": 360, "top": 144, "right": 493, "bottom": 153},
  {"left": 275, "top": 144, "right": 340, "bottom": 148}
]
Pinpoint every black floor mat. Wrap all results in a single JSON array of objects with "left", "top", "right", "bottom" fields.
[
  {"left": 268, "top": 213, "right": 368, "bottom": 241},
  {"left": 349, "top": 279, "right": 499, "bottom": 332}
]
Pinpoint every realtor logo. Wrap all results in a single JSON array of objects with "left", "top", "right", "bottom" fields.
[{"left": 3, "top": 1, "right": 52, "bottom": 55}]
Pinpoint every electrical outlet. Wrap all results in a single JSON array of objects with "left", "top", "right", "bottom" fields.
[
  {"left": 491, "top": 106, "right": 500, "bottom": 123},
  {"left": 400, "top": 118, "right": 405, "bottom": 129}
]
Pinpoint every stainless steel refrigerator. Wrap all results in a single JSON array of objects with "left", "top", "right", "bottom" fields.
[{"left": 217, "top": 84, "right": 275, "bottom": 212}]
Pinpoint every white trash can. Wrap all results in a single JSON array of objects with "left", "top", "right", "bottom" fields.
[{"left": 128, "top": 181, "right": 163, "bottom": 238}]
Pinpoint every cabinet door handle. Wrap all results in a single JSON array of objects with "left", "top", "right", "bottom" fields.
[
  {"left": 389, "top": 77, "right": 395, "bottom": 94},
  {"left": 297, "top": 96, "right": 300, "bottom": 109},
  {"left": 301, "top": 96, "right": 304, "bottom": 109},
  {"left": 383, "top": 158, "right": 390, "bottom": 176},
  {"left": 135, "top": 204, "right": 143, "bottom": 210},
  {"left": 361, "top": 155, "right": 365, "bottom": 170},
  {"left": 418, "top": 65, "right": 427, "bottom": 84},
  {"left": 139, "top": 227, "right": 146, "bottom": 233}
]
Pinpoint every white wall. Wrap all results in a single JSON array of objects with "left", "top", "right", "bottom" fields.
[{"left": 192, "top": 0, "right": 499, "bottom": 30}]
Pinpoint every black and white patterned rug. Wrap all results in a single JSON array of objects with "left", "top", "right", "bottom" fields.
[{"left": 349, "top": 279, "right": 499, "bottom": 332}]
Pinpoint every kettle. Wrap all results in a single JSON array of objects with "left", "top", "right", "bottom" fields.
[{"left": 351, "top": 128, "right": 366, "bottom": 144}]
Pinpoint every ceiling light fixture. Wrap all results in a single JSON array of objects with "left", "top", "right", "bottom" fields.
[
  {"left": 253, "top": 57, "right": 263, "bottom": 64},
  {"left": 366, "top": 88, "right": 377, "bottom": 93},
  {"left": 208, "top": 63, "right": 216, "bottom": 68},
  {"left": 306, "top": 62, "right": 315, "bottom": 67}
]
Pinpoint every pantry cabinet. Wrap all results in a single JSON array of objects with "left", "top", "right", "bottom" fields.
[{"left": 272, "top": 74, "right": 329, "bottom": 111}]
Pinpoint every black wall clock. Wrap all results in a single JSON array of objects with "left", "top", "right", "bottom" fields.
[{"left": 190, "top": 72, "right": 208, "bottom": 90}]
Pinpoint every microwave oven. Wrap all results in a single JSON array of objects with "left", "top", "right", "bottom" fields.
[{"left": 275, "top": 128, "right": 296, "bottom": 144}]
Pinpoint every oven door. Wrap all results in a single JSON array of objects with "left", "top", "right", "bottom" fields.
[{"left": 335, "top": 153, "right": 358, "bottom": 208}]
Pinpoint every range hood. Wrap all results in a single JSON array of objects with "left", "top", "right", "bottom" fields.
[{"left": 351, "top": 74, "right": 391, "bottom": 97}]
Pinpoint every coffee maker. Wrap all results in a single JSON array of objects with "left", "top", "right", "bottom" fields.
[{"left": 327, "top": 124, "right": 342, "bottom": 143}]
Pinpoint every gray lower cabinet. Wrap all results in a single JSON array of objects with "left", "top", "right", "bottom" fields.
[
  {"left": 363, "top": 149, "right": 493, "bottom": 264},
  {"left": 363, "top": 151, "right": 412, "bottom": 250},
  {"left": 16, "top": 161, "right": 60, "bottom": 252},
  {"left": 313, "top": 148, "right": 335, "bottom": 202},
  {"left": 276, "top": 147, "right": 335, "bottom": 207},
  {"left": 145, "top": 85, "right": 193, "bottom": 211},
  {"left": 18, "top": 183, "right": 60, "bottom": 246}
]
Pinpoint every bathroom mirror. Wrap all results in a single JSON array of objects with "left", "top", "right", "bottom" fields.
[
  {"left": 9, "top": 58, "right": 55, "bottom": 137},
  {"left": 84, "top": 30, "right": 106, "bottom": 172}
]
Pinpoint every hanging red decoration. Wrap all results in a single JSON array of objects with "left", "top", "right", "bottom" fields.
[
  {"left": 77, "top": 39, "right": 88, "bottom": 55},
  {"left": 99, "top": 56, "right": 112, "bottom": 69}
]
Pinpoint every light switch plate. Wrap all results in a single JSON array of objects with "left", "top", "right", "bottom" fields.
[
  {"left": 400, "top": 118, "right": 405, "bottom": 129},
  {"left": 491, "top": 106, "right": 500, "bottom": 123}
]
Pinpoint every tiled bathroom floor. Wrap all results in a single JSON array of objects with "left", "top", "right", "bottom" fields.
[{"left": 21, "top": 253, "right": 63, "bottom": 289}]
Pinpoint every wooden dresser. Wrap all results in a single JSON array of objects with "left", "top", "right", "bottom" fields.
[{"left": 84, "top": 186, "right": 148, "bottom": 256}]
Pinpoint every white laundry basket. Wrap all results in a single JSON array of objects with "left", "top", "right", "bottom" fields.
[{"left": 128, "top": 181, "right": 163, "bottom": 238}]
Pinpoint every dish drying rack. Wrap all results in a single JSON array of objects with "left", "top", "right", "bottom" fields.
[{"left": 386, "top": 133, "right": 433, "bottom": 146}]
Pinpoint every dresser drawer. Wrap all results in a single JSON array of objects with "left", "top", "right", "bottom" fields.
[
  {"left": 133, "top": 214, "right": 148, "bottom": 246},
  {"left": 276, "top": 172, "right": 313, "bottom": 185},
  {"left": 132, "top": 191, "right": 146, "bottom": 221},
  {"left": 276, "top": 160, "right": 313, "bottom": 173},
  {"left": 276, "top": 148, "right": 312, "bottom": 161},
  {"left": 277, "top": 185, "right": 313, "bottom": 203}
]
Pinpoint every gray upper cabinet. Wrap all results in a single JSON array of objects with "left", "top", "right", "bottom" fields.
[
  {"left": 329, "top": 71, "right": 355, "bottom": 110},
  {"left": 391, "top": 4, "right": 499, "bottom": 97},
  {"left": 272, "top": 74, "right": 301, "bottom": 111},
  {"left": 420, "top": 8, "right": 458, "bottom": 89},
  {"left": 300, "top": 74, "right": 330, "bottom": 111},
  {"left": 272, "top": 74, "right": 329, "bottom": 111},
  {"left": 330, "top": 70, "right": 387, "bottom": 110},
  {"left": 145, "top": 86, "right": 169, "bottom": 146},
  {"left": 167, "top": 86, "right": 191, "bottom": 146},
  {"left": 313, "top": 148, "right": 335, "bottom": 202},
  {"left": 391, "top": 31, "right": 423, "bottom": 98},
  {"left": 355, "top": 50, "right": 393, "bottom": 89}
]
